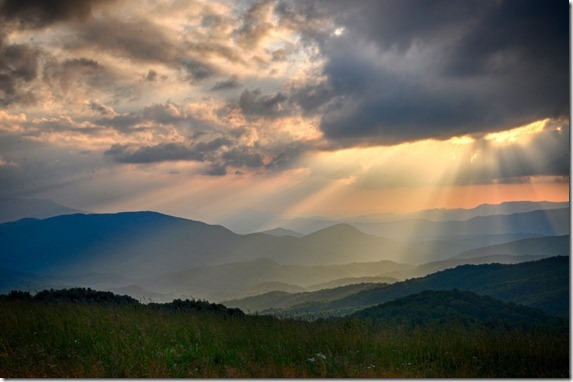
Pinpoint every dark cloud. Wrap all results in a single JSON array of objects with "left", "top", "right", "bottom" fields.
[
  {"left": 271, "top": 48, "right": 287, "bottom": 62},
  {"left": 0, "top": 43, "right": 39, "bottom": 82},
  {"left": 104, "top": 137, "right": 256, "bottom": 171},
  {"left": 203, "top": 164, "right": 227, "bottom": 176},
  {"left": 105, "top": 143, "right": 206, "bottom": 164},
  {"left": 211, "top": 76, "right": 241, "bottom": 91},
  {"left": 443, "top": 1, "right": 568, "bottom": 79},
  {"left": 93, "top": 113, "right": 140, "bottom": 131},
  {"left": 68, "top": 17, "right": 219, "bottom": 82},
  {"left": 42, "top": 58, "right": 114, "bottom": 100},
  {"left": 332, "top": 0, "right": 485, "bottom": 53},
  {"left": 265, "top": 144, "right": 305, "bottom": 171},
  {"left": 104, "top": 134, "right": 274, "bottom": 176},
  {"left": 145, "top": 69, "right": 158, "bottom": 82},
  {"left": 180, "top": 58, "right": 217, "bottom": 81},
  {"left": 281, "top": 0, "right": 569, "bottom": 146},
  {"left": 185, "top": 41, "right": 245, "bottom": 65},
  {"left": 73, "top": 18, "right": 180, "bottom": 63},
  {"left": 275, "top": 1, "right": 332, "bottom": 41},
  {"left": 0, "top": 0, "right": 114, "bottom": 29},
  {"left": 239, "top": 88, "right": 288, "bottom": 117},
  {"left": 91, "top": 101, "right": 226, "bottom": 137},
  {"left": 89, "top": 102, "right": 115, "bottom": 117},
  {"left": 0, "top": 40, "right": 41, "bottom": 106},
  {"left": 140, "top": 102, "right": 185, "bottom": 124},
  {"left": 234, "top": 1, "right": 274, "bottom": 49},
  {"left": 222, "top": 148, "right": 264, "bottom": 168},
  {"left": 290, "top": 81, "right": 335, "bottom": 116},
  {"left": 201, "top": 147, "right": 265, "bottom": 177}
]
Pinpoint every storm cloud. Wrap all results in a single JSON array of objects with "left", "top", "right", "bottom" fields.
[
  {"left": 104, "top": 137, "right": 268, "bottom": 176},
  {"left": 0, "top": 0, "right": 568, "bottom": 210},
  {"left": 0, "top": 0, "right": 114, "bottom": 29},
  {"left": 282, "top": 0, "right": 569, "bottom": 146},
  {"left": 0, "top": 41, "right": 41, "bottom": 106},
  {"left": 239, "top": 88, "right": 289, "bottom": 117}
]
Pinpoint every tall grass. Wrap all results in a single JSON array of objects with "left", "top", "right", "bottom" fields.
[{"left": 0, "top": 300, "right": 568, "bottom": 378}]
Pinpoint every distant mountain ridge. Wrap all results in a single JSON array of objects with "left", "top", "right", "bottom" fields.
[
  {"left": 204, "top": 201, "right": 568, "bottom": 234},
  {"left": 404, "top": 201, "right": 570, "bottom": 222},
  {"left": 260, "top": 227, "right": 303, "bottom": 237},
  {"left": 455, "top": 235, "right": 569, "bottom": 259},
  {"left": 353, "top": 208, "right": 569, "bottom": 241},
  {"left": 353, "top": 201, "right": 569, "bottom": 222},
  {"left": 0, "top": 198, "right": 85, "bottom": 223},
  {"left": 227, "top": 257, "right": 568, "bottom": 318}
]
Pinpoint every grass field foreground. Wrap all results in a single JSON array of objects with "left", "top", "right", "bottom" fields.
[{"left": 0, "top": 300, "right": 568, "bottom": 378}]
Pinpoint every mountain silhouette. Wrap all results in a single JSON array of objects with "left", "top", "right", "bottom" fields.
[{"left": 0, "top": 212, "right": 419, "bottom": 277}]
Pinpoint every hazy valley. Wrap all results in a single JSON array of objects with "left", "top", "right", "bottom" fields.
[{"left": 0, "top": 199, "right": 568, "bottom": 305}]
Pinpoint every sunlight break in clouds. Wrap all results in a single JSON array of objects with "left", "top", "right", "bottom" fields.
[{"left": 0, "top": 0, "right": 568, "bottom": 220}]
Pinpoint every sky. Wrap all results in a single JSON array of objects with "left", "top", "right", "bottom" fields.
[{"left": 0, "top": 0, "right": 569, "bottom": 223}]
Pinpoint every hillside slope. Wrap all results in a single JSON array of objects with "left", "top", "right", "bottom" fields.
[
  {"left": 351, "top": 289, "right": 566, "bottom": 329},
  {"left": 247, "top": 257, "right": 569, "bottom": 318}
]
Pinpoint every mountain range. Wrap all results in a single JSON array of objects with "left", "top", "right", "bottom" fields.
[
  {"left": 185, "top": 201, "right": 569, "bottom": 234},
  {"left": 226, "top": 256, "right": 568, "bottom": 318},
  {"left": 0, "top": 200, "right": 568, "bottom": 305},
  {"left": 351, "top": 208, "right": 569, "bottom": 241},
  {"left": 370, "top": 201, "right": 570, "bottom": 222}
]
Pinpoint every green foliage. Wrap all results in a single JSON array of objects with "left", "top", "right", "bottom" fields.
[
  {"left": 32, "top": 287, "right": 139, "bottom": 305},
  {"left": 3, "top": 290, "right": 33, "bottom": 301},
  {"left": 0, "top": 288, "right": 246, "bottom": 319},
  {"left": 0, "top": 298, "right": 568, "bottom": 378},
  {"left": 148, "top": 299, "right": 245, "bottom": 317},
  {"left": 351, "top": 289, "right": 567, "bottom": 330}
]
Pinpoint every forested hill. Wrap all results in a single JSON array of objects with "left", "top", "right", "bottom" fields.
[
  {"left": 241, "top": 256, "right": 569, "bottom": 318},
  {"left": 351, "top": 289, "right": 566, "bottom": 329}
]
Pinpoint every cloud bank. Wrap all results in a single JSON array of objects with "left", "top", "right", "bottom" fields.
[{"left": 0, "top": 0, "right": 568, "bottom": 210}]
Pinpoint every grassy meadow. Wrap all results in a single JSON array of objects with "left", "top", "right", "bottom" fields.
[{"left": 0, "top": 299, "right": 568, "bottom": 378}]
